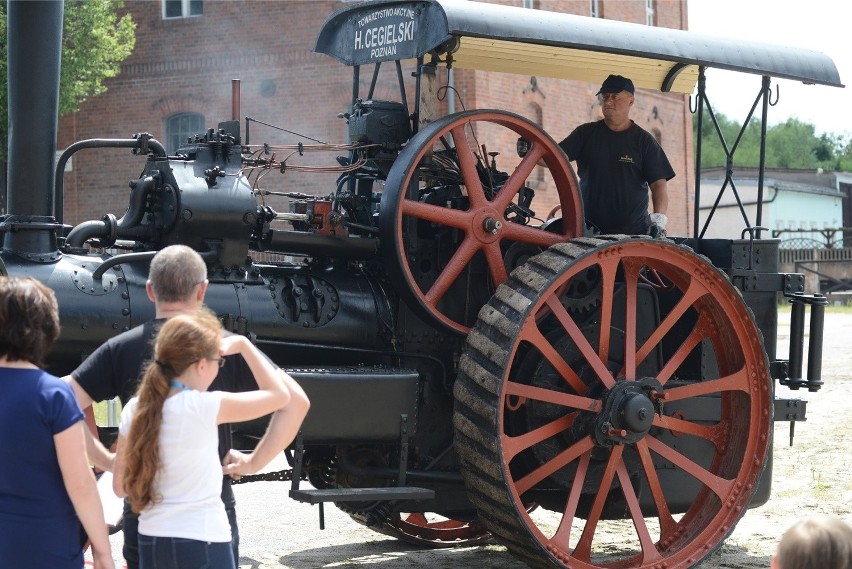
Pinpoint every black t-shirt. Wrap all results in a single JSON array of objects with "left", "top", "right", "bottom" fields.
[
  {"left": 72, "top": 319, "right": 258, "bottom": 459},
  {"left": 559, "top": 120, "right": 675, "bottom": 234}
]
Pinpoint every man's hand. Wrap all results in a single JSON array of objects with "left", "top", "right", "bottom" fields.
[{"left": 649, "top": 212, "right": 668, "bottom": 239}]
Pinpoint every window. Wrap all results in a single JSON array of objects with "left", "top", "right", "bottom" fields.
[
  {"left": 590, "top": 0, "right": 599, "bottom": 18},
  {"left": 522, "top": 0, "right": 535, "bottom": 8},
  {"left": 645, "top": 0, "right": 656, "bottom": 26},
  {"left": 166, "top": 112, "right": 205, "bottom": 154},
  {"left": 163, "top": 0, "right": 203, "bottom": 19}
]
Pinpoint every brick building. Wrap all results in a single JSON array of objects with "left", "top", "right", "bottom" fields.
[{"left": 57, "top": 0, "right": 693, "bottom": 235}]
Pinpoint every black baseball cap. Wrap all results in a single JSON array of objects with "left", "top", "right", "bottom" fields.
[{"left": 596, "top": 74, "right": 635, "bottom": 95}]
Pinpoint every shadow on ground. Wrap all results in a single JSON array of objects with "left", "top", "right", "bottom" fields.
[{"left": 268, "top": 539, "right": 514, "bottom": 568}]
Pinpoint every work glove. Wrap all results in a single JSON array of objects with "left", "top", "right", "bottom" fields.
[{"left": 649, "top": 212, "right": 667, "bottom": 239}]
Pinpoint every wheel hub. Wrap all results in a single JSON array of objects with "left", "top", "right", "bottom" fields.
[
  {"left": 590, "top": 377, "right": 664, "bottom": 447},
  {"left": 482, "top": 216, "right": 503, "bottom": 234}
]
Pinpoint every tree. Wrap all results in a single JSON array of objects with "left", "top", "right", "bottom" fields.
[
  {"left": 0, "top": 0, "right": 135, "bottom": 163},
  {"left": 693, "top": 111, "right": 851, "bottom": 172}
]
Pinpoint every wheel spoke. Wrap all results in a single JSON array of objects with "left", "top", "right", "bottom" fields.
[
  {"left": 617, "top": 460, "right": 664, "bottom": 565},
  {"left": 424, "top": 237, "right": 479, "bottom": 306},
  {"left": 502, "top": 413, "right": 576, "bottom": 461},
  {"left": 635, "top": 439, "right": 678, "bottom": 537},
  {"left": 401, "top": 198, "right": 472, "bottom": 229},
  {"left": 545, "top": 295, "right": 616, "bottom": 389},
  {"left": 517, "top": 324, "right": 589, "bottom": 394},
  {"left": 653, "top": 413, "right": 726, "bottom": 444},
  {"left": 482, "top": 240, "right": 509, "bottom": 285},
  {"left": 504, "top": 380, "right": 601, "bottom": 412},
  {"left": 646, "top": 435, "right": 734, "bottom": 499},
  {"left": 514, "top": 436, "right": 595, "bottom": 496},
  {"left": 492, "top": 146, "right": 545, "bottom": 211},
  {"left": 500, "top": 221, "right": 565, "bottom": 247},
  {"left": 552, "top": 451, "right": 592, "bottom": 545},
  {"left": 654, "top": 317, "right": 706, "bottom": 384},
  {"left": 635, "top": 279, "right": 709, "bottom": 370},
  {"left": 665, "top": 367, "right": 751, "bottom": 401},
  {"left": 449, "top": 124, "right": 487, "bottom": 209},
  {"left": 596, "top": 257, "right": 619, "bottom": 366},
  {"left": 622, "top": 260, "right": 641, "bottom": 379},
  {"left": 573, "top": 446, "right": 624, "bottom": 561}
]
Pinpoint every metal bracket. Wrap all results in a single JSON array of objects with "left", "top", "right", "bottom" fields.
[
  {"left": 774, "top": 398, "right": 807, "bottom": 446},
  {"left": 726, "top": 270, "right": 805, "bottom": 294},
  {"left": 398, "top": 414, "right": 409, "bottom": 486}
]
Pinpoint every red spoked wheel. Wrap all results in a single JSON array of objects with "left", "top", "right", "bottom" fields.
[
  {"left": 453, "top": 237, "right": 772, "bottom": 569},
  {"left": 354, "top": 511, "right": 493, "bottom": 547},
  {"left": 380, "top": 110, "right": 583, "bottom": 334}
]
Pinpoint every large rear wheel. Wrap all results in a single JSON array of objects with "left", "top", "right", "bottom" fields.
[{"left": 454, "top": 237, "right": 772, "bottom": 568}]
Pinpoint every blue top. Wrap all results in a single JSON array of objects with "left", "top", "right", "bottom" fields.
[{"left": 0, "top": 367, "right": 86, "bottom": 568}]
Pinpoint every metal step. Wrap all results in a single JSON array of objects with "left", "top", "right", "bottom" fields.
[{"left": 290, "top": 486, "right": 434, "bottom": 504}]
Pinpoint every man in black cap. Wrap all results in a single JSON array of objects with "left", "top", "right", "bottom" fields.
[{"left": 558, "top": 74, "right": 674, "bottom": 236}]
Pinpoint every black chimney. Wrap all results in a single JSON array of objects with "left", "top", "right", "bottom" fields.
[{"left": 2, "top": 0, "right": 64, "bottom": 256}]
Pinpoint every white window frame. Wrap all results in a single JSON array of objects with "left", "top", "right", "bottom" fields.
[
  {"left": 645, "top": 0, "right": 656, "bottom": 26},
  {"left": 165, "top": 112, "right": 206, "bottom": 154},
  {"left": 162, "top": 0, "right": 203, "bottom": 20}
]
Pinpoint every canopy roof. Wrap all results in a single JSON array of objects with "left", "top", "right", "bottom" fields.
[{"left": 315, "top": 0, "right": 844, "bottom": 94}]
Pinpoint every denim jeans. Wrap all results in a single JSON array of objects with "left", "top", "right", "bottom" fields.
[
  {"left": 137, "top": 534, "right": 235, "bottom": 569},
  {"left": 123, "top": 477, "right": 239, "bottom": 569}
]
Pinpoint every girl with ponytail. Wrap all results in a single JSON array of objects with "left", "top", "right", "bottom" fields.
[{"left": 113, "top": 308, "right": 292, "bottom": 569}]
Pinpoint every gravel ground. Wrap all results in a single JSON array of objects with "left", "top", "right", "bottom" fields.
[{"left": 90, "top": 309, "right": 852, "bottom": 569}]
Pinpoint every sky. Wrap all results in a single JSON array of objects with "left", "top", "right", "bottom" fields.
[{"left": 687, "top": 0, "right": 851, "bottom": 138}]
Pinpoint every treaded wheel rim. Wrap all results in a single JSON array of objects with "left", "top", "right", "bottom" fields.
[{"left": 453, "top": 237, "right": 772, "bottom": 569}]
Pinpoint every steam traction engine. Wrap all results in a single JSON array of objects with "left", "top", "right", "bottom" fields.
[{"left": 1, "top": 1, "right": 840, "bottom": 568}]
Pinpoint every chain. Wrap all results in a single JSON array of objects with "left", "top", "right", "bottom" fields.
[{"left": 230, "top": 468, "right": 305, "bottom": 484}]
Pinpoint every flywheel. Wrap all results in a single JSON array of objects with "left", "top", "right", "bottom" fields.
[
  {"left": 453, "top": 236, "right": 772, "bottom": 569},
  {"left": 380, "top": 109, "right": 583, "bottom": 334}
]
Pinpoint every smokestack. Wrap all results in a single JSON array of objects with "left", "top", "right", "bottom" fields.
[{"left": 3, "top": 0, "right": 64, "bottom": 254}]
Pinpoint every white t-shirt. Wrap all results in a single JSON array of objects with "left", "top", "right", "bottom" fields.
[{"left": 119, "top": 390, "right": 230, "bottom": 542}]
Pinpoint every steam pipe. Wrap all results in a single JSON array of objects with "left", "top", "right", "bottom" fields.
[
  {"left": 54, "top": 138, "right": 167, "bottom": 225},
  {"left": 64, "top": 174, "right": 159, "bottom": 248},
  {"left": 91, "top": 249, "right": 218, "bottom": 281},
  {"left": 65, "top": 219, "right": 113, "bottom": 249},
  {"left": 232, "top": 79, "right": 241, "bottom": 121}
]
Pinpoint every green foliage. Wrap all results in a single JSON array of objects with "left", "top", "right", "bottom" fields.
[
  {"left": 0, "top": 1, "right": 135, "bottom": 161},
  {"left": 694, "top": 109, "right": 852, "bottom": 172}
]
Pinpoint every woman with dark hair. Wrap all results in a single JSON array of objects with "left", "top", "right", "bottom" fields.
[
  {"left": 113, "top": 308, "right": 292, "bottom": 569},
  {"left": 0, "top": 277, "right": 114, "bottom": 568}
]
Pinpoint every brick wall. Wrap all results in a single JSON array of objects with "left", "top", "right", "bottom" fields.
[{"left": 57, "top": 0, "right": 693, "bottom": 236}]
